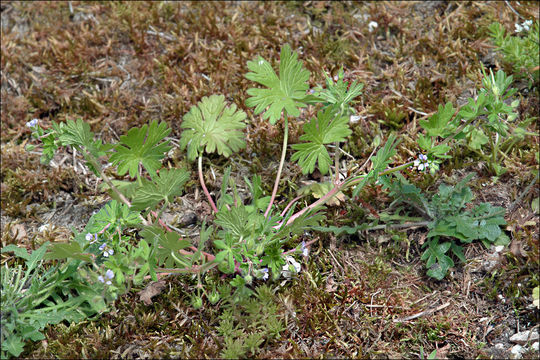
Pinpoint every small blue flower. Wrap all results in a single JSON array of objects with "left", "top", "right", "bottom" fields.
[
  {"left": 26, "top": 119, "right": 39, "bottom": 128},
  {"left": 85, "top": 233, "right": 98, "bottom": 244},
  {"left": 413, "top": 154, "right": 429, "bottom": 171},
  {"left": 98, "top": 269, "right": 115, "bottom": 285},
  {"left": 99, "top": 243, "right": 114, "bottom": 257}
]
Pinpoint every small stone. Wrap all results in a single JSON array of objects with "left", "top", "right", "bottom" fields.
[
  {"left": 179, "top": 212, "right": 198, "bottom": 227},
  {"left": 531, "top": 342, "right": 539, "bottom": 351},
  {"left": 494, "top": 343, "right": 505, "bottom": 350},
  {"left": 510, "top": 330, "right": 539, "bottom": 345},
  {"left": 510, "top": 345, "right": 524, "bottom": 359}
]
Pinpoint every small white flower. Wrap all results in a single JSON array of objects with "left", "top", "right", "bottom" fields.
[
  {"left": 105, "top": 269, "right": 115, "bottom": 280},
  {"left": 260, "top": 268, "right": 269, "bottom": 281},
  {"left": 281, "top": 256, "right": 301, "bottom": 279},
  {"left": 38, "top": 224, "right": 51, "bottom": 232},
  {"left": 515, "top": 23, "right": 524, "bottom": 33},
  {"left": 522, "top": 20, "right": 533, "bottom": 31},
  {"left": 26, "top": 119, "right": 39, "bottom": 128},
  {"left": 350, "top": 115, "right": 361, "bottom": 124},
  {"left": 368, "top": 21, "right": 378, "bottom": 33}
]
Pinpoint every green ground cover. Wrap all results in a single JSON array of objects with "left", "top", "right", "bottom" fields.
[{"left": 1, "top": 1, "right": 538, "bottom": 358}]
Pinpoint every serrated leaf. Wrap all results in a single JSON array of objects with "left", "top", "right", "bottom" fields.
[
  {"left": 57, "top": 119, "right": 106, "bottom": 174},
  {"left": 43, "top": 242, "right": 92, "bottom": 262},
  {"left": 297, "top": 181, "right": 345, "bottom": 206},
  {"left": 422, "top": 238, "right": 453, "bottom": 280},
  {"left": 110, "top": 120, "right": 171, "bottom": 178},
  {"left": 3, "top": 334, "right": 25, "bottom": 357},
  {"left": 314, "top": 67, "right": 364, "bottom": 114},
  {"left": 131, "top": 168, "right": 190, "bottom": 211},
  {"left": 87, "top": 200, "right": 141, "bottom": 233},
  {"left": 245, "top": 44, "right": 310, "bottom": 124},
  {"left": 180, "top": 95, "right": 246, "bottom": 161},
  {"left": 291, "top": 107, "right": 351, "bottom": 174},
  {"left": 419, "top": 102, "right": 455, "bottom": 137},
  {"left": 215, "top": 205, "right": 250, "bottom": 239}
]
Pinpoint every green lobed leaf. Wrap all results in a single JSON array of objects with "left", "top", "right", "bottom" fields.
[
  {"left": 291, "top": 107, "right": 351, "bottom": 174},
  {"left": 43, "top": 242, "right": 92, "bottom": 262},
  {"left": 180, "top": 95, "right": 247, "bottom": 161},
  {"left": 131, "top": 168, "right": 190, "bottom": 211},
  {"left": 109, "top": 120, "right": 172, "bottom": 178},
  {"left": 314, "top": 67, "right": 364, "bottom": 114},
  {"left": 245, "top": 44, "right": 311, "bottom": 124},
  {"left": 419, "top": 102, "right": 456, "bottom": 138}
]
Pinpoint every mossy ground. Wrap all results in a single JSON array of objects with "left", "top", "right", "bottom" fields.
[{"left": 1, "top": 1, "right": 539, "bottom": 358}]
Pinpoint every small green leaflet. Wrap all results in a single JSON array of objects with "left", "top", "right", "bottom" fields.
[
  {"left": 131, "top": 168, "right": 190, "bottom": 211},
  {"left": 109, "top": 120, "right": 172, "bottom": 178},
  {"left": 215, "top": 205, "right": 250, "bottom": 239},
  {"left": 87, "top": 200, "right": 141, "bottom": 234},
  {"left": 314, "top": 67, "right": 364, "bottom": 114},
  {"left": 180, "top": 95, "right": 247, "bottom": 161},
  {"left": 57, "top": 119, "right": 106, "bottom": 174},
  {"left": 421, "top": 238, "right": 454, "bottom": 280},
  {"left": 419, "top": 102, "right": 456, "bottom": 138},
  {"left": 291, "top": 107, "right": 351, "bottom": 174},
  {"left": 44, "top": 242, "right": 92, "bottom": 262},
  {"left": 245, "top": 44, "right": 310, "bottom": 124}
]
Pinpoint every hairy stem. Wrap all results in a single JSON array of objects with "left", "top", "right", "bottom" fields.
[
  {"left": 283, "top": 161, "right": 416, "bottom": 228},
  {"left": 198, "top": 155, "right": 218, "bottom": 213},
  {"left": 264, "top": 117, "right": 289, "bottom": 218},
  {"left": 285, "top": 182, "right": 342, "bottom": 226}
]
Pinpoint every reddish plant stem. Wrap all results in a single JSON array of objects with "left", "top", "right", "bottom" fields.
[
  {"left": 150, "top": 210, "right": 216, "bottom": 262},
  {"left": 198, "top": 155, "right": 218, "bottom": 213}
]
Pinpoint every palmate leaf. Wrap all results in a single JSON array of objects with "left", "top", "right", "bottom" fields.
[
  {"left": 131, "top": 168, "right": 190, "bottom": 211},
  {"left": 180, "top": 95, "right": 247, "bottom": 161},
  {"left": 245, "top": 44, "right": 310, "bottom": 124},
  {"left": 419, "top": 102, "right": 456, "bottom": 138},
  {"left": 314, "top": 67, "right": 364, "bottom": 114},
  {"left": 291, "top": 107, "right": 351, "bottom": 174},
  {"left": 109, "top": 120, "right": 172, "bottom": 178},
  {"left": 57, "top": 119, "right": 106, "bottom": 174}
]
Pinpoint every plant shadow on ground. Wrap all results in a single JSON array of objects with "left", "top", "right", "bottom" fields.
[{"left": 1, "top": 1, "right": 538, "bottom": 358}]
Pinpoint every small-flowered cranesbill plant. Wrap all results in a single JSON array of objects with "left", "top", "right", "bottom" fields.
[{"left": 25, "top": 44, "right": 416, "bottom": 313}]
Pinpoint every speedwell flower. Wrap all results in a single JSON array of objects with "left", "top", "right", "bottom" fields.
[
  {"left": 85, "top": 233, "right": 98, "bottom": 244},
  {"left": 413, "top": 154, "right": 429, "bottom": 171},
  {"left": 99, "top": 243, "right": 114, "bottom": 257},
  {"left": 98, "top": 269, "right": 114, "bottom": 285},
  {"left": 26, "top": 119, "right": 39, "bottom": 128}
]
